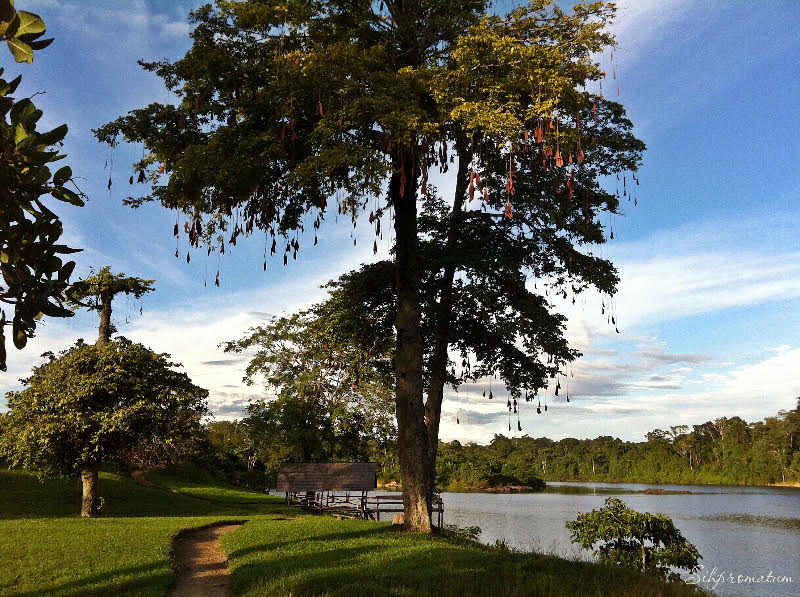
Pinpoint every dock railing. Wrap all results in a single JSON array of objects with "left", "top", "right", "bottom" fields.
[{"left": 365, "top": 493, "right": 444, "bottom": 528}]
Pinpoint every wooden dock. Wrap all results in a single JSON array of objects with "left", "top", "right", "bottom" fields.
[{"left": 285, "top": 491, "right": 444, "bottom": 527}]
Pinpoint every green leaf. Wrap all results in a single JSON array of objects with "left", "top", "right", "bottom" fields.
[
  {"left": 6, "top": 72, "right": 21, "bottom": 93},
  {"left": 26, "top": 36, "right": 52, "bottom": 51},
  {"left": 36, "top": 123, "right": 67, "bottom": 146},
  {"left": 15, "top": 11, "right": 44, "bottom": 38},
  {"left": 13, "top": 328, "right": 26, "bottom": 349},
  {"left": 13, "top": 120, "right": 26, "bottom": 143},
  {"left": 7, "top": 37, "right": 32, "bottom": 63},
  {"left": 10, "top": 97, "right": 34, "bottom": 123},
  {"left": 50, "top": 187, "right": 84, "bottom": 206},
  {"left": 53, "top": 165, "right": 71, "bottom": 186},
  {"left": 58, "top": 260, "right": 76, "bottom": 281}
]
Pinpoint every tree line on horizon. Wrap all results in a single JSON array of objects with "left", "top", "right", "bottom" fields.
[{"left": 196, "top": 398, "right": 800, "bottom": 490}]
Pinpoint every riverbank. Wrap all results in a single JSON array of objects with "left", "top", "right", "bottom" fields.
[{"left": 1, "top": 468, "right": 707, "bottom": 596}]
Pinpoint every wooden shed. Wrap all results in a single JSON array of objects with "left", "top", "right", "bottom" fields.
[
  {"left": 276, "top": 462, "right": 378, "bottom": 518},
  {"left": 276, "top": 462, "right": 377, "bottom": 493}
]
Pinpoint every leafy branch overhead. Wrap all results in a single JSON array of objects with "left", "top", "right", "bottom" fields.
[{"left": 0, "top": 2, "right": 82, "bottom": 371}]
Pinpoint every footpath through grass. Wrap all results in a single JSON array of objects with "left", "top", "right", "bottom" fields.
[
  {"left": 0, "top": 467, "right": 707, "bottom": 596},
  {"left": 0, "top": 467, "right": 286, "bottom": 596}
]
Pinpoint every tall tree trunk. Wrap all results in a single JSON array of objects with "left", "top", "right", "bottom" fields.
[
  {"left": 97, "top": 290, "right": 112, "bottom": 347},
  {"left": 424, "top": 133, "right": 470, "bottom": 505},
  {"left": 392, "top": 147, "right": 432, "bottom": 532},
  {"left": 80, "top": 463, "right": 100, "bottom": 518}
]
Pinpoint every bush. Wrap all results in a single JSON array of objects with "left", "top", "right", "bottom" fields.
[{"left": 566, "top": 497, "right": 701, "bottom": 583}]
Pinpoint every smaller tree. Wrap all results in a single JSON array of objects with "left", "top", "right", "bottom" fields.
[
  {"left": 0, "top": 338, "right": 208, "bottom": 517},
  {"left": 566, "top": 497, "right": 701, "bottom": 583},
  {"left": 67, "top": 266, "right": 155, "bottom": 347}
]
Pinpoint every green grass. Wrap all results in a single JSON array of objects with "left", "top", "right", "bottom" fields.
[
  {"left": 0, "top": 466, "right": 707, "bottom": 596},
  {"left": 221, "top": 516, "right": 706, "bottom": 597},
  {"left": 0, "top": 466, "right": 288, "bottom": 596}
]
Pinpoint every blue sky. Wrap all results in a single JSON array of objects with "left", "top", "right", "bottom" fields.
[{"left": 1, "top": 0, "right": 798, "bottom": 443}]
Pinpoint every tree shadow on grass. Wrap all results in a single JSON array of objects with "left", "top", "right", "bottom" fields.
[
  {"left": 227, "top": 520, "right": 704, "bottom": 597},
  {"left": 5, "top": 561, "right": 172, "bottom": 597},
  {"left": 0, "top": 469, "right": 286, "bottom": 519}
]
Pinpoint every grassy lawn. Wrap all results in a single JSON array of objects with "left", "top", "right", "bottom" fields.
[
  {"left": 222, "top": 516, "right": 705, "bottom": 597},
  {"left": 0, "top": 467, "right": 286, "bottom": 596},
  {"left": 0, "top": 467, "right": 706, "bottom": 596}
]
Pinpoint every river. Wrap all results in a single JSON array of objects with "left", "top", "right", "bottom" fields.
[{"left": 439, "top": 482, "right": 800, "bottom": 596}]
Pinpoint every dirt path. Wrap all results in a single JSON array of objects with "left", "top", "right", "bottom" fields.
[{"left": 172, "top": 523, "right": 242, "bottom": 597}]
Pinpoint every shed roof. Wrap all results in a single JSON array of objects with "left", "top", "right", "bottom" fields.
[{"left": 276, "top": 462, "right": 377, "bottom": 492}]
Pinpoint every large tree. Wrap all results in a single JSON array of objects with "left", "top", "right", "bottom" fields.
[
  {"left": 0, "top": 338, "right": 209, "bottom": 517},
  {"left": 96, "top": 0, "right": 643, "bottom": 531},
  {"left": 0, "top": 1, "right": 82, "bottom": 371}
]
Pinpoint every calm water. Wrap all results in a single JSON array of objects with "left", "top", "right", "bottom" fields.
[{"left": 439, "top": 482, "right": 800, "bottom": 597}]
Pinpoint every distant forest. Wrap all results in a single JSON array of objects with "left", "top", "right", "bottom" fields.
[
  {"left": 198, "top": 398, "right": 800, "bottom": 490},
  {"left": 434, "top": 398, "right": 800, "bottom": 489}
]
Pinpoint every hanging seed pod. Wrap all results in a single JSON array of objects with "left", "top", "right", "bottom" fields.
[
  {"left": 174, "top": 223, "right": 179, "bottom": 237},
  {"left": 107, "top": 177, "right": 112, "bottom": 189},
  {"left": 373, "top": 240, "right": 378, "bottom": 254},
  {"left": 215, "top": 270, "right": 220, "bottom": 286},
  {"left": 592, "top": 103, "right": 598, "bottom": 115},
  {"left": 283, "top": 254, "right": 288, "bottom": 265},
  {"left": 555, "top": 150, "right": 563, "bottom": 167},
  {"left": 318, "top": 101, "right": 324, "bottom": 116},
  {"left": 566, "top": 396, "right": 570, "bottom": 402},
  {"left": 518, "top": 420, "right": 522, "bottom": 432},
  {"left": 174, "top": 249, "right": 178, "bottom": 259},
  {"left": 505, "top": 202, "right": 513, "bottom": 219},
  {"left": 537, "top": 406, "right": 541, "bottom": 414},
  {"left": 489, "top": 391, "right": 493, "bottom": 400},
  {"left": 263, "top": 260, "right": 267, "bottom": 271},
  {"left": 457, "top": 417, "right": 460, "bottom": 425},
  {"left": 314, "top": 235, "right": 318, "bottom": 245}
]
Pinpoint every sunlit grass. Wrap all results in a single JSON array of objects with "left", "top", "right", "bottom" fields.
[{"left": 222, "top": 516, "right": 707, "bottom": 597}]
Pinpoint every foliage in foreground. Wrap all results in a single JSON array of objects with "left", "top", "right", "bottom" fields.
[
  {"left": 0, "top": 1, "right": 82, "bottom": 371},
  {"left": 567, "top": 497, "right": 701, "bottom": 583}
]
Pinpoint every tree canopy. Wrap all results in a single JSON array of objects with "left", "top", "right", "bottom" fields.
[
  {"left": 0, "top": 338, "right": 209, "bottom": 516},
  {"left": 0, "top": 1, "right": 81, "bottom": 371},
  {"left": 96, "top": 0, "right": 643, "bottom": 531}
]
